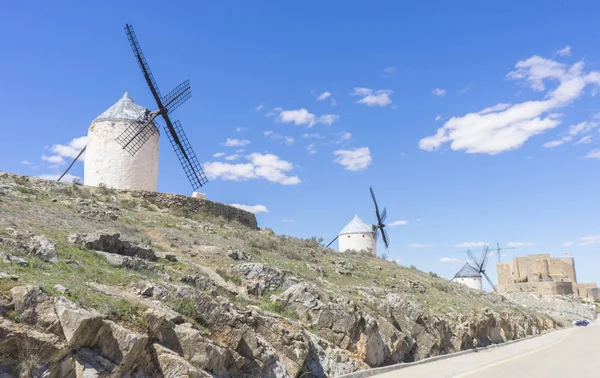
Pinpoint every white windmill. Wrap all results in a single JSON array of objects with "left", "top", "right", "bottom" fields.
[{"left": 326, "top": 187, "right": 390, "bottom": 256}]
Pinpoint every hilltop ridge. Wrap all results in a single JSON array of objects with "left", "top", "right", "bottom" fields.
[{"left": 0, "top": 172, "right": 596, "bottom": 378}]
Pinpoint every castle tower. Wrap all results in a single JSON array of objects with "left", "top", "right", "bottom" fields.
[
  {"left": 84, "top": 92, "right": 159, "bottom": 191},
  {"left": 338, "top": 214, "right": 377, "bottom": 256},
  {"left": 454, "top": 262, "right": 483, "bottom": 290}
]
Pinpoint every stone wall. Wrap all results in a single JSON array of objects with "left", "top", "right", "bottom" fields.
[
  {"left": 548, "top": 257, "right": 577, "bottom": 282},
  {"left": 497, "top": 262, "right": 513, "bottom": 285},
  {"left": 135, "top": 190, "right": 258, "bottom": 229},
  {"left": 576, "top": 283, "right": 600, "bottom": 300},
  {"left": 497, "top": 281, "right": 574, "bottom": 295}
]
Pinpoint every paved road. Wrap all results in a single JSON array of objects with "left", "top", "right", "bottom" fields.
[{"left": 374, "top": 322, "right": 599, "bottom": 378}]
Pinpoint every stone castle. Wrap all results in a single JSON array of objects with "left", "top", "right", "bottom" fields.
[{"left": 497, "top": 254, "right": 600, "bottom": 301}]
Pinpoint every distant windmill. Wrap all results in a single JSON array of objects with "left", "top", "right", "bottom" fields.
[
  {"left": 115, "top": 24, "right": 208, "bottom": 190},
  {"left": 464, "top": 246, "right": 496, "bottom": 291},
  {"left": 326, "top": 186, "right": 390, "bottom": 256}
]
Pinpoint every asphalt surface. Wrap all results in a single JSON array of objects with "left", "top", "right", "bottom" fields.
[{"left": 373, "top": 321, "right": 599, "bottom": 378}]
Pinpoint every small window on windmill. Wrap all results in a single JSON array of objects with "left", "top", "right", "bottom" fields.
[
  {"left": 348, "top": 236, "right": 350, "bottom": 238},
  {"left": 362, "top": 235, "right": 365, "bottom": 237}
]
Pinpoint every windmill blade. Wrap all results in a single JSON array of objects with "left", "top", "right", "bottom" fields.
[
  {"left": 466, "top": 249, "right": 480, "bottom": 269},
  {"left": 124, "top": 24, "right": 163, "bottom": 104},
  {"left": 164, "top": 120, "right": 208, "bottom": 189},
  {"left": 115, "top": 111, "right": 159, "bottom": 156},
  {"left": 480, "top": 246, "right": 487, "bottom": 270},
  {"left": 326, "top": 236, "right": 338, "bottom": 248},
  {"left": 369, "top": 186, "right": 380, "bottom": 215},
  {"left": 481, "top": 246, "right": 491, "bottom": 270},
  {"left": 57, "top": 145, "right": 86, "bottom": 182},
  {"left": 381, "top": 227, "right": 390, "bottom": 249},
  {"left": 380, "top": 207, "right": 387, "bottom": 224},
  {"left": 482, "top": 271, "right": 496, "bottom": 291},
  {"left": 162, "top": 80, "right": 192, "bottom": 114}
]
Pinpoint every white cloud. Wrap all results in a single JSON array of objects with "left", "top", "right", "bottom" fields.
[
  {"left": 383, "top": 66, "right": 396, "bottom": 74},
  {"left": 235, "top": 127, "right": 247, "bottom": 132},
  {"left": 229, "top": 204, "right": 269, "bottom": 214},
  {"left": 302, "top": 133, "right": 325, "bottom": 139},
  {"left": 39, "top": 173, "right": 81, "bottom": 183},
  {"left": 204, "top": 153, "right": 300, "bottom": 185},
  {"left": 439, "top": 257, "right": 461, "bottom": 263},
  {"left": 556, "top": 45, "right": 571, "bottom": 57},
  {"left": 419, "top": 56, "right": 600, "bottom": 155},
  {"left": 585, "top": 149, "right": 600, "bottom": 159},
  {"left": 21, "top": 160, "right": 32, "bottom": 165},
  {"left": 543, "top": 136, "right": 572, "bottom": 148},
  {"left": 306, "top": 143, "right": 317, "bottom": 155},
  {"left": 432, "top": 88, "right": 447, "bottom": 97},
  {"left": 318, "top": 114, "right": 339, "bottom": 126},
  {"left": 264, "top": 131, "right": 295, "bottom": 145},
  {"left": 256, "top": 104, "right": 265, "bottom": 112},
  {"left": 507, "top": 242, "right": 534, "bottom": 247},
  {"left": 49, "top": 136, "right": 87, "bottom": 161},
  {"left": 563, "top": 235, "right": 600, "bottom": 246},
  {"left": 351, "top": 87, "right": 393, "bottom": 107},
  {"left": 317, "top": 91, "right": 332, "bottom": 101},
  {"left": 333, "top": 147, "right": 372, "bottom": 171},
  {"left": 408, "top": 243, "right": 431, "bottom": 248},
  {"left": 275, "top": 108, "right": 339, "bottom": 127},
  {"left": 330, "top": 99, "right": 337, "bottom": 107},
  {"left": 213, "top": 152, "right": 225, "bottom": 158},
  {"left": 224, "top": 154, "right": 241, "bottom": 161},
  {"left": 574, "top": 135, "right": 592, "bottom": 145},
  {"left": 435, "top": 115, "right": 442, "bottom": 121},
  {"left": 388, "top": 220, "right": 408, "bottom": 227},
  {"left": 42, "top": 155, "right": 66, "bottom": 165},
  {"left": 454, "top": 241, "right": 488, "bottom": 248},
  {"left": 223, "top": 138, "right": 250, "bottom": 147}
]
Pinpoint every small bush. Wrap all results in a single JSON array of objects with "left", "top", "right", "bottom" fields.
[
  {"left": 120, "top": 199, "right": 137, "bottom": 210},
  {"left": 216, "top": 268, "right": 242, "bottom": 285},
  {"left": 168, "top": 297, "right": 208, "bottom": 327},
  {"left": 13, "top": 176, "right": 30, "bottom": 186},
  {"left": 98, "top": 183, "right": 116, "bottom": 196},
  {"left": 261, "top": 300, "right": 298, "bottom": 319}
]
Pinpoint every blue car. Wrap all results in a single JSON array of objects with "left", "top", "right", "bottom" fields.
[{"left": 572, "top": 319, "right": 590, "bottom": 326}]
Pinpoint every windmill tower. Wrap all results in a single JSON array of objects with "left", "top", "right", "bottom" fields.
[
  {"left": 59, "top": 24, "right": 208, "bottom": 191},
  {"left": 84, "top": 92, "right": 158, "bottom": 190},
  {"left": 326, "top": 187, "right": 390, "bottom": 256},
  {"left": 453, "top": 262, "right": 483, "bottom": 290}
]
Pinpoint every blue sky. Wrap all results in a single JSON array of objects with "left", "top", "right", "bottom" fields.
[{"left": 2, "top": 1, "right": 600, "bottom": 288}]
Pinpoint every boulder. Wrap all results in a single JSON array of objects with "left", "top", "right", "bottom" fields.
[
  {"left": 0, "top": 318, "right": 68, "bottom": 370},
  {"left": 227, "top": 250, "right": 251, "bottom": 261},
  {"left": 27, "top": 235, "right": 58, "bottom": 263},
  {"left": 94, "top": 320, "right": 148, "bottom": 371},
  {"left": 73, "top": 348, "right": 118, "bottom": 377},
  {"left": 233, "top": 264, "right": 300, "bottom": 297},
  {"left": 68, "top": 232, "right": 157, "bottom": 261},
  {"left": 10, "top": 285, "right": 63, "bottom": 337},
  {"left": 54, "top": 297, "right": 104, "bottom": 348},
  {"left": 151, "top": 344, "right": 210, "bottom": 378}
]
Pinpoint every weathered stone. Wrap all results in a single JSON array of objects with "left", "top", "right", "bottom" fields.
[
  {"left": 94, "top": 320, "right": 148, "bottom": 371},
  {"left": 68, "top": 232, "right": 157, "bottom": 261},
  {"left": 0, "top": 272, "right": 19, "bottom": 281},
  {"left": 73, "top": 348, "right": 118, "bottom": 378},
  {"left": 27, "top": 235, "right": 58, "bottom": 263},
  {"left": 0, "top": 318, "right": 68, "bottom": 369},
  {"left": 55, "top": 297, "right": 104, "bottom": 348},
  {"left": 1, "top": 253, "right": 28, "bottom": 267},
  {"left": 10, "top": 286, "right": 63, "bottom": 337},
  {"left": 151, "top": 344, "right": 210, "bottom": 378},
  {"left": 227, "top": 250, "right": 251, "bottom": 261},
  {"left": 53, "top": 284, "right": 70, "bottom": 295},
  {"left": 233, "top": 263, "right": 300, "bottom": 297}
]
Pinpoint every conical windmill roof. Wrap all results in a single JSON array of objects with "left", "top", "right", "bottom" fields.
[
  {"left": 455, "top": 262, "right": 481, "bottom": 278},
  {"left": 338, "top": 214, "right": 373, "bottom": 236},
  {"left": 93, "top": 92, "right": 150, "bottom": 123}
]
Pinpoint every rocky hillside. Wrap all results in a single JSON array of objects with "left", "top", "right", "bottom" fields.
[{"left": 0, "top": 172, "right": 594, "bottom": 378}]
